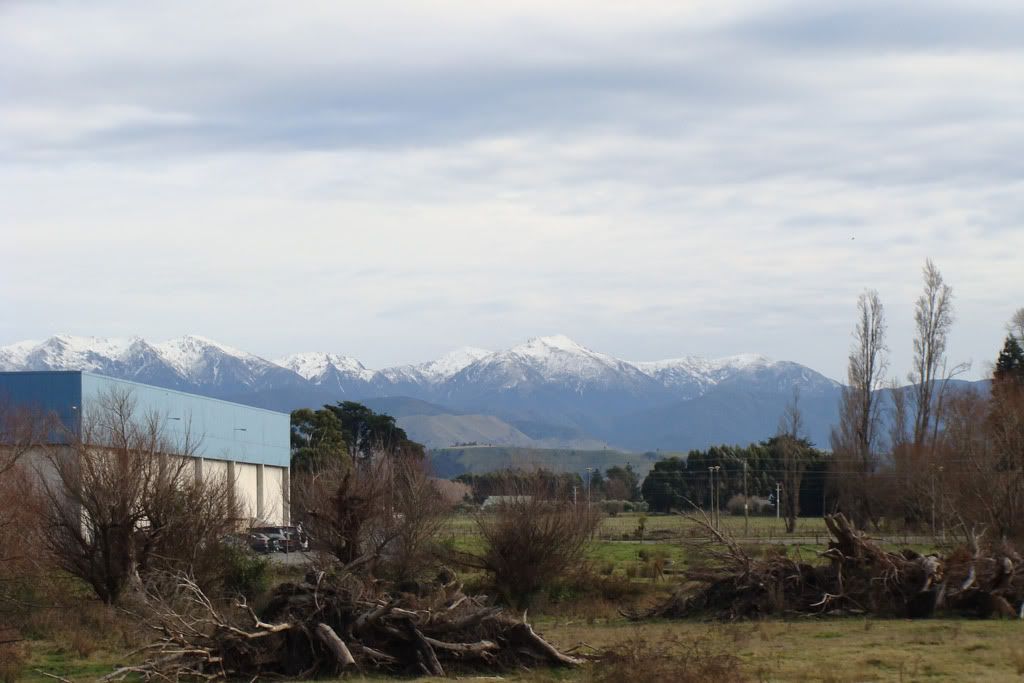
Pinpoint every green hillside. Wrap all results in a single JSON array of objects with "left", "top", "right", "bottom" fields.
[{"left": 429, "top": 445, "right": 671, "bottom": 479}]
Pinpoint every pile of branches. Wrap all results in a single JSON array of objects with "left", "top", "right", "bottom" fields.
[
  {"left": 631, "top": 513, "right": 1023, "bottom": 621},
  {"left": 105, "top": 569, "right": 582, "bottom": 681}
]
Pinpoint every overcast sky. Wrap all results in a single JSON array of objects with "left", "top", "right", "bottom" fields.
[{"left": 2, "top": 0, "right": 1022, "bottom": 380}]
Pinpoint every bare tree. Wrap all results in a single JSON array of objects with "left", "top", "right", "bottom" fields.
[
  {"left": 0, "top": 403, "right": 53, "bottom": 652},
  {"left": 888, "top": 379, "right": 910, "bottom": 455},
  {"left": 0, "top": 402, "right": 52, "bottom": 564},
  {"left": 909, "top": 259, "right": 955, "bottom": 448},
  {"left": 777, "top": 390, "right": 806, "bottom": 534},
  {"left": 291, "top": 454, "right": 393, "bottom": 568},
  {"left": 1008, "top": 307, "right": 1024, "bottom": 342},
  {"left": 830, "top": 290, "right": 888, "bottom": 528},
  {"left": 38, "top": 387, "right": 236, "bottom": 603},
  {"left": 460, "top": 474, "right": 601, "bottom": 609},
  {"left": 292, "top": 452, "right": 450, "bottom": 581}
]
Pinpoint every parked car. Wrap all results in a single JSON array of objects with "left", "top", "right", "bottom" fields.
[
  {"left": 252, "top": 526, "right": 308, "bottom": 553},
  {"left": 247, "top": 532, "right": 279, "bottom": 554}
]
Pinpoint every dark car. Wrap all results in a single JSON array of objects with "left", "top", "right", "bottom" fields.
[
  {"left": 247, "top": 532, "right": 279, "bottom": 554},
  {"left": 252, "top": 526, "right": 308, "bottom": 553}
]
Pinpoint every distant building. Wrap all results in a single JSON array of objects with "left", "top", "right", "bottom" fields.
[
  {"left": 0, "top": 371, "right": 290, "bottom": 525},
  {"left": 481, "top": 495, "right": 533, "bottom": 509}
]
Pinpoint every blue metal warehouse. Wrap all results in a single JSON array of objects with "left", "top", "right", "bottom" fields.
[{"left": 0, "top": 371, "right": 290, "bottom": 524}]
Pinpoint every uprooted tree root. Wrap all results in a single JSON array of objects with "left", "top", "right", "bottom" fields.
[
  {"left": 629, "top": 513, "right": 1024, "bottom": 621},
  {"left": 104, "top": 570, "right": 583, "bottom": 681}
]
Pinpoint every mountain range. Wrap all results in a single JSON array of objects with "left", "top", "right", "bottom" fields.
[{"left": 0, "top": 333, "right": 846, "bottom": 452}]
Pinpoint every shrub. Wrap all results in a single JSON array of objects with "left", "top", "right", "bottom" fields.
[
  {"left": 634, "top": 514, "right": 648, "bottom": 541},
  {"left": 465, "top": 476, "right": 602, "bottom": 609},
  {"left": 221, "top": 545, "right": 271, "bottom": 600},
  {"left": 601, "top": 500, "right": 626, "bottom": 516}
]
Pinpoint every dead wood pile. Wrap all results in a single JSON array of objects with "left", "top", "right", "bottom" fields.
[
  {"left": 104, "top": 571, "right": 582, "bottom": 681},
  {"left": 630, "top": 513, "right": 1024, "bottom": 621}
]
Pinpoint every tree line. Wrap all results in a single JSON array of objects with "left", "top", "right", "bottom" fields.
[
  {"left": 454, "top": 464, "right": 641, "bottom": 504},
  {"left": 639, "top": 260, "right": 1023, "bottom": 541},
  {"left": 640, "top": 437, "right": 829, "bottom": 520},
  {"left": 830, "top": 260, "right": 1023, "bottom": 539}
]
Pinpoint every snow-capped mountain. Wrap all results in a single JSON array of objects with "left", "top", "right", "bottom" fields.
[
  {"left": 277, "top": 352, "right": 375, "bottom": 393},
  {"left": 19, "top": 335, "right": 137, "bottom": 373},
  {"left": 0, "top": 333, "right": 839, "bottom": 402},
  {"left": 1, "top": 334, "right": 307, "bottom": 397},
  {"left": 416, "top": 347, "right": 492, "bottom": 383},
  {"left": 0, "top": 339, "right": 41, "bottom": 371},
  {"left": 442, "top": 335, "right": 671, "bottom": 418},
  {"left": 0, "top": 333, "right": 844, "bottom": 450},
  {"left": 464, "top": 335, "right": 653, "bottom": 389}
]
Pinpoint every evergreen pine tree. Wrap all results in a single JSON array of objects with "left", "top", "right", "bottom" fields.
[{"left": 994, "top": 335, "right": 1024, "bottom": 386}]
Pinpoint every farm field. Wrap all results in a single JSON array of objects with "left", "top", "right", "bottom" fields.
[
  {"left": 17, "top": 514, "right": 957, "bottom": 682},
  {"left": 538, "top": 617, "right": 1024, "bottom": 682},
  {"left": 448, "top": 512, "right": 895, "bottom": 543},
  {"left": 22, "top": 618, "right": 1024, "bottom": 682}
]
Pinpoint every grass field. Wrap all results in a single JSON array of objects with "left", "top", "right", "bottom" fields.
[
  {"left": 22, "top": 618, "right": 1024, "bottom": 682},
  {"left": 597, "top": 512, "right": 832, "bottom": 539},
  {"left": 537, "top": 618, "right": 1024, "bottom": 682},
  {"left": 449, "top": 512, "right": 840, "bottom": 541},
  {"left": 16, "top": 515, "right": 968, "bottom": 682}
]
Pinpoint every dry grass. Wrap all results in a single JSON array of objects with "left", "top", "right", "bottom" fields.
[
  {"left": 539, "top": 618, "right": 1024, "bottom": 682},
  {"left": 587, "top": 630, "right": 746, "bottom": 682},
  {"left": 21, "top": 613, "right": 1024, "bottom": 682},
  {"left": 446, "top": 512, "right": 834, "bottom": 540},
  {"left": 0, "top": 642, "right": 29, "bottom": 683}
]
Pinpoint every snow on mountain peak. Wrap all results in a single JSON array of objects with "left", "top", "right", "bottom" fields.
[
  {"left": 0, "top": 339, "right": 41, "bottom": 370},
  {"left": 277, "top": 352, "right": 373, "bottom": 382},
  {"left": 24, "top": 335, "right": 138, "bottom": 371},
  {"left": 52, "top": 334, "right": 136, "bottom": 356},
  {"left": 153, "top": 335, "right": 257, "bottom": 375},
  {"left": 521, "top": 334, "right": 588, "bottom": 354},
  {"left": 0, "top": 333, "right": 838, "bottom": 400},
  {"left": 417, "top": 346, "right": 492, "bottom": 380},
  {"left": 711, "top": 353, "right": 773, "bottom": 371},
  {"left": 475, "top": 334, "right": 642, "bottom": 388}
]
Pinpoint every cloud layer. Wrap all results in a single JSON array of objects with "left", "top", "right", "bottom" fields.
[{"left": 2, "top": 0, "right": 1022, "bottom": 380}]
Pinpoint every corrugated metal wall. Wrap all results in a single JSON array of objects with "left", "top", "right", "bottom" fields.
[
  {"left": 1, "top": 371, "right": 291, "bottom": 524},
  {"left": 80, "top": 373, "right": 289, "bottom": 467}
]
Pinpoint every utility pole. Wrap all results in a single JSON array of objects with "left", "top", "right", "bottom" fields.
[
  {"left": 707, "top": 466, "right": 715, "bottom": 528},
  {"left": 743, "top": 460, "right": 749, "bottom": 537},
  {"left": 714, "top": 465, "right": 721, "bottom": 529},
  {"left": 708, "top": 465, "right": 721, "bottom": 530},
  {"left": 585, "top": 467, "right": 595, "bottom": 507},
  {"left": 776, "top": 481, "right": 781, "bottom": 520}
]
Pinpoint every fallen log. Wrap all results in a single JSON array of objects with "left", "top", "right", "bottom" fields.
[
  {"left": 315, "top": 623, "right": 355, "bottom": 669},
  {"left": 119, "top": 571, "right": 583, "bottom": 680},
  {"left": 629, "top": 513, "right": 1024, "bottom": 621}
]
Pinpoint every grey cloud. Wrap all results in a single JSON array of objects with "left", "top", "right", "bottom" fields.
[
  {"left": 730, "top": 1, "right": 1024, "bottom": 53},
  {"left": 2, "top": 1, "right": 1022, "bottom": 378}
]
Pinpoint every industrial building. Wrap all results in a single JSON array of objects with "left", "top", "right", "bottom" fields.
[{"left": 0, "top": 371, "right": 290, "bottom": 525}]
